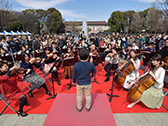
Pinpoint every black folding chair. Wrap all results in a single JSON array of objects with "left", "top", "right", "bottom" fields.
[{"left": 0, "top": 93, "right": 16, "bottom": 115}]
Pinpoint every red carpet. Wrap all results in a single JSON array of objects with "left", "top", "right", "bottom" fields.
[
  {"left": 0, "top": 63, "right": 168, "bottom": 114},
  {"left": 43, "top": 93, "right": 116, "bottom": 126}
]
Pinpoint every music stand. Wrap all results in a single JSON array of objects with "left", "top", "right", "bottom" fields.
[
  {"left": 106, "top": 70, "right": 119, "bottom": 102},
  {"left": 91, "top": 56, "right": 102, "bottom": 84},
  {"left": 98, "top": 47, "right": 106, "bottom": 53},
  {"left": 62, "top": 48, "right": 68, "bottom": 53},
  {"left": 63, "top": 57, "right": 78, "bottom": 90},
  {"left": 44, "top": 61, "right": 58, "bottom": 100}
]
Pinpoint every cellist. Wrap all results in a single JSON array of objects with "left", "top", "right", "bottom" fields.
[
  {"left": 120, "top": 49, "right": 140, "bottom": 90},
  {"left": 127, "top": 54, "right": 165, "bottom": 109}
]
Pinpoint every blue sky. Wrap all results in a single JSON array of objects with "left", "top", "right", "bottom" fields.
[{"left": 10, "top": 0, "right": 157, "bottom": 21}]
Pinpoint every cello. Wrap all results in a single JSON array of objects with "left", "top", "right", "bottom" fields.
[
  {"left": 113, "top": 52, "right": 143, "bottom": 85},
  {"left": 164, "top": 56, "right": 168, "bottom": 88},
  {"left": 127, "top": 62, "right": 168, "bottom": 102}
]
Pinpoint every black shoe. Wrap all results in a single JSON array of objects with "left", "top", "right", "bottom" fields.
[
  {"left": 28, "top": 92, "right": 34, "bottom": 98},
  {"left": 65, "top": 76, "right": 69, "bottom": 79},
  {"left": 46, "top": 91, "right": 52, "bottom": 96},
  {"left": 76, "top": 106, "right": 82, "bottom": 112},
  {"left": 104, "top": 78, "right": 109, "bottom": 82},
  {"left": 86, "top": 107, "right": 91, "bottom": 112},
  {"left": 25, "top": 103, "right": 30, "bottom": 106},
  {"left": 17, "top": 111, "right": 28, "bottom": 117}
]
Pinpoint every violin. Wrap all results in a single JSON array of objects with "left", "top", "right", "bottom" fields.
[
  {"left": 91, "top": 49, "right": 99, "bottom": 57},
  {"left": 29, "top": 57, "right": 43, "bottom": 64}
]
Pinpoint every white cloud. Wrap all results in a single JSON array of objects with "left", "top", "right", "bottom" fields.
[
  {"left": 15, "top": 0, "right": 70, "bottom": 9},
  {"left": 59, "top": 9, "right": 87, "bottom": 20},
  {"left": 137, "top": 0, "right": 163, "bottom": 3}
]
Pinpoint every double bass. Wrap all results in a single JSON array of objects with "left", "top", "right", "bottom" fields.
[
  {"left": 113, "top": 52, "right": 142, "bottom": 85},
  {"left": 127, "top": 62, "right": 168, "bottom": 102}
]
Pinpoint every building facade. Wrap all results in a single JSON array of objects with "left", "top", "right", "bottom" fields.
[{"left": 65, "top": 21, "right": 110, "bottom": 33}]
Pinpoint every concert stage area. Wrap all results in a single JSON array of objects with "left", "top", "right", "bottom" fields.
[{"left": 43, "top": 93, "right": 116, "bottom": 126}]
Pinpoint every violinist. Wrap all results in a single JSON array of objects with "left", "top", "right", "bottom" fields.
[
  {"left": 122, "top": 44, "right": 132, "bottom": 60},
  {"left": 127, "top": 54, "right": 165, "bottom": 109},
  {"left": 121, "top": 49, "right": 140, "bottom": 90},
  {"left": 104, "top": 48, "right": 120, "bottom": 82},
  {"left": 90, "top": 44, "right": 99, "bottom": 57},
  {"left": 50, "top": 42, "right": 62, "bottom": 56},
  {"left": 20, "top": 53, "right": 52, "bottom": 98},
  {"left": 41, "top": 47, "right": 61, "bottom": 85},
  {"left": 63, "top": 47, "right": 75, "bottom": 79},
  {"left": 0, "top": 61, "right": 29, "bottom": 117}
]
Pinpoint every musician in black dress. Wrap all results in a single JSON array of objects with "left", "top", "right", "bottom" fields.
[{"left": 41, "top": 47, "right": 61, "bottom": 85}]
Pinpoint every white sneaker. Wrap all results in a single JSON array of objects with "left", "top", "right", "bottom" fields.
[{"left": 127, "top": 103, "right": 135, "bottom": 108}]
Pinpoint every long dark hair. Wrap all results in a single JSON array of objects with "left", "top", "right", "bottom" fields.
[
  {"left": 20, "top": 53, "right": 30, "bottom": 62},
  {"left": 129, "top": 49, "right": 138, "bottom": 60},
  {"left": 149, "top": 54, "right": 162, "bottom": 70}
]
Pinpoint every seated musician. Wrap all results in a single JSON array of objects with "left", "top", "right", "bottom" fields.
[
  {"left": 89, "top": 44, "right": 100, "bottom": 66},
  {"left": 122, "top": 44, "right": 132, "bottom": 60},
  {"left": 90, "top": 44, "right": 99, "bottom": 57},
  {"left": 63, "top": 47, "right": 75, "bottom": 79},
  {"left": 41, "top": 47, "right": 61, "bottom": 85},
  {"left": 143, "top": 42, "right": 156, "bottom": 66},
  {"left": 20, "top": 53, "right": 52, "bottom": 98},
  {"left": 104, "top": 48, "right": 120, "bottom": 82},
  {"left": 50, "top": 42, "right": 62, "bottom": 56},
  {"left": 0, "top": 61, "right": 29, "bottom": 117},
  {"left": 127, "top": 54, "right": 165, "bottom": 109},
  {"left": 121, "top": 49, "right": 140, "bottom": 90}
]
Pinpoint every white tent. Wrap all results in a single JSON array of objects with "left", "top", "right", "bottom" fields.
[
  {"left": 16, "top": 31, "right": 21, "bottom": 35},
  {"left": 0, "top": 33, "right": 4, "bottom": 35},
  {"left": 1, "top": 30, "right": 12, "bottom": 35},
  {"left": 21, "top": 31, "right": 27, "bottom": 35},
  {"left": 25, "top": 31, "right": 31, "bottom": 35},
  {"left": 10, "top": 31, "right": 18, "bottom": 35}
]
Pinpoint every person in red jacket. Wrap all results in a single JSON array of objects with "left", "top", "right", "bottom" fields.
[{"left": 0, "top": 61, "right": 29, "bottom": 117}]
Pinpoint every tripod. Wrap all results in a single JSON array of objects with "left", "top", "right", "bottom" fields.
[
  {"left": 91, "top": 56, "right": 101, "bottom": 84},
  {"left": 106, "top": 70, "right": 119, "bottom": 102},
  {"left": 44, "top": 62, "right": 58, "bottom": 100},
  {"left": 63, "top": 57, "right": 78, "bottom": 90}
]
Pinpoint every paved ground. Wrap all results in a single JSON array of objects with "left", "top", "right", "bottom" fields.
[{"left": 0, "top": 113, "right": 168, "bottom": 126}]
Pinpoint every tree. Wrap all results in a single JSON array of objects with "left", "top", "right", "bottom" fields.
[
  {"left": 65, "top": 21, "right": 79, "bottom": 34},
  {"left": 8, "top": 20, "right": 22, "bottom": 31},
  {"left": 108, "top": 11, "right": 124, "bottom": 32},
  {"left": 0, "top": 0, "right": 13, "bottom": 31},
  {"left": 131, "top": 12, "right": 143, "bottom": 33},
  {"left": 156, "top": 0, "right": 168, "bottom": 33},
  {"left": 123, "top": 10, "right": 135, "bottom": 33},
  {"left": 46, "top": 8, "right": 63, "bottom": 34},
  {"left": 145, "top": 6, "right": 163, "bottom": 33}
]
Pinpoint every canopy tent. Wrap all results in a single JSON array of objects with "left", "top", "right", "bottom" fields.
[
  {"left": 0, "top": 33, "right": 4, "bottom": 35},
  {"left": 0, "top": 30, "right": 32, "bottom": 36},
  {"left": 25, "top": 31, "right": 32, "bottom": 35},
  {"left": 15, "top": 31, "right": 21, "bottom": 35},
  {"left": 1, "top": 30, "right": 12, "bottom": 36},
  {"left": 21, "top": 31, "right": 27, "bottom": 35},
  {"left": 10, "top": 31, "right": 18, "bottom": 36}
]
